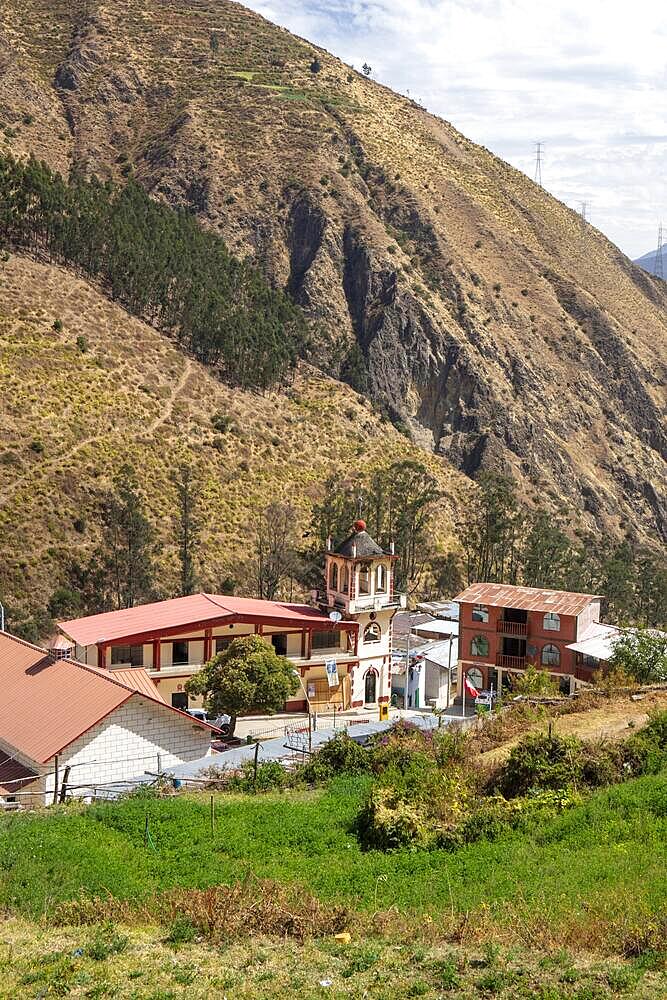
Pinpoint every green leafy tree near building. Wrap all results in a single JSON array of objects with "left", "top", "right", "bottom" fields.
[
  {"left": 609, "top": 630, "right": 667, "bottom": 684},
  {"left": 185, "top": 635, "right": 299, "bottom": 734}
]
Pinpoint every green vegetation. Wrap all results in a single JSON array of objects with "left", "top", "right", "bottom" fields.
[
  {"left": 609, "top": 630, "right": 667, "bottom": 683},
  {"left": 0, "top": 770, "right": 666, "bottom": 956},
  {"left": 185, "top": 634, "right": 299, "bottom": 733},
  {"left": 0, "top": 154, "right": 307, "bottom": 389}
]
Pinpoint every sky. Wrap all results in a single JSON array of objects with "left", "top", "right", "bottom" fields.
[{"left": 247, "top": 0, "right": 667, "bottom": 259}]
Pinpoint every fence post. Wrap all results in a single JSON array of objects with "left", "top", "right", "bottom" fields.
[
  {"left": 58, "top": 765, "right": 71, "bottom": 803},
  {"left": 144, "top": 813, "right": 149, "bottom": 848},
  {"left": 210, "top": 793, "right": 215, "bottom": 834},
  {"left": 253, "top": 740, "right": 260, "bottom": 788}
]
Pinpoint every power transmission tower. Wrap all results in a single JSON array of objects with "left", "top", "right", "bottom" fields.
[
  {"left": 655, "top": 223, "right": 664, "bottom": 279},
  {"left": 534, "top": 142, "right": 544, "bottom": 186}
]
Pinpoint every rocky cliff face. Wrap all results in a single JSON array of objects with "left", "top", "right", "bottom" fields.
[{"left": 1, "top": 0, "right": 665, "bottom": 543}]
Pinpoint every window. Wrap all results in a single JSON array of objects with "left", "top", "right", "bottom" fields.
[
  {"left": 271, "top": 633, "right": 288, "bottom": 656},
  {"left": 471, "top": 635, "right": 489, "bottom": 657},
  {"left": 541, "top": 643, "right": 560, "bottom": 667},
  {"left": 543, "top": 613, "right": 560, "bottom": 631},
  {"left": 215, "top": 636, "right": 233, "bottom": 654},
  {"left": 171, "top": 692, "right": 188, "bottom": 710},
  {"left": 358, "top": 564, "right": 371, "bottom": 595},
  {"left": 111, "top": 644, "right": 143, "bottom": 667},
  {"left": 172, "top": 640, "right": 189, "bottom": 665},
  {"left": 363, "top": 622, "right": 381, "bottom": 643},
  {"left": 312, "top": 630, "right": 340, "bottom": 650},
  {"left": 582, "top": 653, "right": 599, "bottom": 667},
  {"left": 329, "top": 562, "right": 338, "bottom": 591},
  {"left": 472, "top": 604, "right": 489, "bottom": 623},
  {"left": 341, "top": 565, "right": 349, "bottom": 593},
  {"left": 376, "top": 564, "right": 387, "bottom": 593}
]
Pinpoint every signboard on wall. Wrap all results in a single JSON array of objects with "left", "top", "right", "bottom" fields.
[{"left": 325, "top": 659, "right": 339, "bottom": 687}]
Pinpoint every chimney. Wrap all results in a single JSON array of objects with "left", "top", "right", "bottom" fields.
[
  {"left": 352, "top": 540, "right": 357, "bottom": 558},
  {"left": 326, "top": 535, "right": 332, "bottom": 552},
  {"left": 390, "top": 540, "right": 395, "bottom": 555}
]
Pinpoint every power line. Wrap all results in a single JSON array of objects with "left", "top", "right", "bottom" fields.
[
  {"left": 655, "top": 223, "right": 664, "bottom": 279},
  {"left": 534, "top": 142, "right": 544, "bottom": 186}
]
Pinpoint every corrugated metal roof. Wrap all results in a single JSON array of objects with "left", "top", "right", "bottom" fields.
[
  {"left": 109, "top": 668, "right": 166, "bottom": 702},
  {"left": 0, "top": 632, "right": 211, "bottom": 764},
  {"left": 453, "top": 583, "right": 601, "bottom": 616},
  {"left": 59, "top": 593, "right": 339, "bottom": 646}
]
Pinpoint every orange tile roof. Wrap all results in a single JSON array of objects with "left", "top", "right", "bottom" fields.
[
  {"left": 59, "top": 593, "right": 344, "bottom": 647},
  {"left": 453, "top": 583, "right": 602, "bottom": 617},
  {"left": 0, "top": 632, "right": 211, "bottom": 764}
]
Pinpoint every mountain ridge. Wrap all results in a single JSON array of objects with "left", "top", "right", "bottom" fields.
[{"left": 0, "top": 0, "right": 665, "bottom": 567}]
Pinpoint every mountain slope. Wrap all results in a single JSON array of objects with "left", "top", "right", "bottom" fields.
[
  {"left": 0, "top": 254, "right": 468, "bottom": 615},
  {"left": 0, "top": 0, "right": 665, "bottom": 547}
]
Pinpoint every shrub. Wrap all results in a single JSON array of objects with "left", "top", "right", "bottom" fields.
[
  {"left": 84, "top": 922, "right": 128, "bottom": 960},
  {"left": 497, "top": 732, "right": 585, "bottom": 798},
  {"left": 52, "top": 318, "right": 63, "bottom": 332},
  {"left": 300, "top": 732, "right": 371, "bottom": 783},
  {"left": 76, "top": 334, "right": 88, "bottom": 352},
  {"left": 166, "top": 916, "right": 198, "bottom": 945},
  {"left": 211, "top": 412, "right": 234, "bottom": 433},
  {"left": 356, "top": 785, "right": 430, "bottom": 850},
  {"left": 231, "top": 760, "right": 289, "bottom": 793}
]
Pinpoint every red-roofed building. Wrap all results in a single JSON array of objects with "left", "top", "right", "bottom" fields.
[
  {"left": 0, "top": 631, "right": 216, "bottom": 806},
  {"left": 454, "top": 582, "right": 605, "bottom": 695},
  {"left": 58, "top": 592, "right": 361, "bottom": 712},
  {"left": 57, "top": 521, "right": 405, "bottom": 713}
]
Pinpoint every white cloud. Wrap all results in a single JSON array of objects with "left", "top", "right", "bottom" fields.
[{"left": 247, "top": 0, "right": 667, "bottom": 258}]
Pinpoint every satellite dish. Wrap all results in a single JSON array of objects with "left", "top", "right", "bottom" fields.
[{"left": 329, "top": 610, "right": 342, "bottom": 622}]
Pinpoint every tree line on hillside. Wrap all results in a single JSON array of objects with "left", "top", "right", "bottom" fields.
[
  {"left": 2, "top": 462, "right": 665, "bottom": 642},
  {"left": 0, "top": 154, "right": 307, "bottom": 389}
]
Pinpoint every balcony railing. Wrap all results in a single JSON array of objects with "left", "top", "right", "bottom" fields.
[
  {"left": 495, "top": 653, "right": 526, "bottom": 669},
  {"left": 496, "top": 620, "right": 528, "bottom": 636}
]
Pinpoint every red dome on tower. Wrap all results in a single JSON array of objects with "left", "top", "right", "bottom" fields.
[{"left": 353, "top": 519, "right": 366, "bottom": 532}]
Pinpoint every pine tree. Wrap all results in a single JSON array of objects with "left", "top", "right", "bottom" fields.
[{"left": 172, "top": 464, "right": 201, "bottom": 596}]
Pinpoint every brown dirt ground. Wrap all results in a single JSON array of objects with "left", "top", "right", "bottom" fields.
[{"left": 480, "top": 690, "right": 667, "bottom": 764}]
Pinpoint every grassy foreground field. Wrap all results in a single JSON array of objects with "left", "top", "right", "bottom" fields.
[
  {"left": 1, "top": 919, "right": 665, "bottom": 999},
  {"left": 1, "top": 774, "right": 666, "bottom": 949}
]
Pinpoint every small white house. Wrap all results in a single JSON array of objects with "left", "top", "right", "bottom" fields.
[{"left": 0, "top": 632, "right": 216, "bottom": 807}]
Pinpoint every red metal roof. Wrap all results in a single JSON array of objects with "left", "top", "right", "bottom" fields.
[
  {"left": 59, "top": 593, "right": 346, "bottom": 647},
  {"left": 453, "top": 583, "right": 601, "bottom": 616},
  {"left": 0, "top": 632, "right": 211, "bottom": 764},
  {"left": 108, "top": 668, "right": 166, "bottom": 702}
]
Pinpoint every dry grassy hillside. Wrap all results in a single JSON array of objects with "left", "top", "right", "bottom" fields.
[
  {"left": 0, "top": 0, "right": 665, "bottom": 546},
  {"left": 0, "top": 255, "right": 468, "bottom": 615}
]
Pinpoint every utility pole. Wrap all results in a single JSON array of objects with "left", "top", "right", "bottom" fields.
[
  {"left": 534, "top": 141, "right": 544, "bottom": 187},
  {"left": 0, "top": 602, "right": 4, "bottom": 631},
  {"left": 655, "top": 223, "right": 664, "bottom": 279}
]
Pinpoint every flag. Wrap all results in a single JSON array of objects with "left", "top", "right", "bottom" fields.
[{"left": 464, "top": 674, "right": 479, "bottom": 698}]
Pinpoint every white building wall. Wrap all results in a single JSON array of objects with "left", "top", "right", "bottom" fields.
[{"left": 42, "top": 695, "right": 211, "bottom": 800}]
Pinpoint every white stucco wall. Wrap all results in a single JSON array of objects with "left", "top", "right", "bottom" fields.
[{"left": 40, "top": 695, "right": 211, "bottom": 800}]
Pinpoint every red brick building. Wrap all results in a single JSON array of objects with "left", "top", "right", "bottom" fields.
[{"left": 454, "top": 583, "right": 604, "bottom": 695}]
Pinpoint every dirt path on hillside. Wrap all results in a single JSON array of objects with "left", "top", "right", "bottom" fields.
[
  {"left": 0, "top": 359, "right": 196, "bottom": 505},
  {"left": 480, "top": 690, "right": 667, "bottom": 765}
]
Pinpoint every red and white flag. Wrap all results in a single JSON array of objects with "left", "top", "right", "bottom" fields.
[{"left": 464, "top": 674, "right": 479, "bottom": 698}]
